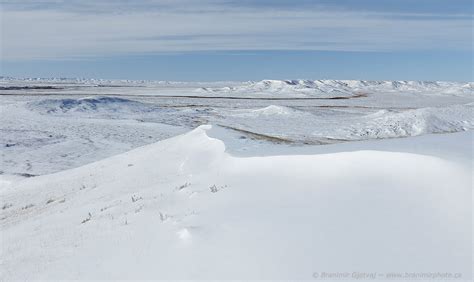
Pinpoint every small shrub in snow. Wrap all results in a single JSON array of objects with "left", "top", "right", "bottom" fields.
[
  {"left": 177, "top": 182, "right": 191, "bottom": 190},
  {"left": 209, "top": 184, "right": 228, "bottom": 193},
  {"left": 131, "top": 195, "right": 142, "bottom": 202},
  {"left": 22, "top": 204, "right": 34, "bottom": 210},
  {"left": 135, "top": 205, "right": 143, "bottom": 213},
  {"left": 209, "top": 185, "right": 218, "bottom": 193},
  {"left": 81, "top": 212, "right": 92, "bottom": 224},
  {"left": 2, "top": 203, "right": 13, "bottom": 210},
  {"left": 159, "top": 212, "right": 169, "bottom": 222}
]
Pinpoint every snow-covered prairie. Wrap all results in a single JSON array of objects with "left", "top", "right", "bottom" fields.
[
  {"left": 1, "top": 78, "right": 472, "bottom": 175},
  {"left": 0, "top": 78, "right": 472, "bottom": 280}
]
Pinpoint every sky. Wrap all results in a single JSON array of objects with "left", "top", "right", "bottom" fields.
[{"left": 1, "top": 0, "right": 473, "bottom": 81}]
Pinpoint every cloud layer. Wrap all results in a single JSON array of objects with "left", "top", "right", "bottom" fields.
[{"left": 1, "top": 0, "right": 472, "bottom": 60}]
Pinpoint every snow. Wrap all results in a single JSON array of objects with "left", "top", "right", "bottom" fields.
[
  {"left": 1, "top": 78, "right": 472, "bottom": 175},
  {"left": 0, "top": 78, "right": 472, "bottom": 280},
  {"left": 233, "top": 105, "right": 306, "bottom": 117},
  {"left": 1, "top": 125, "right": 471, "bottom": 280},
  {"left": 196, "top": 79, "right": 473, "bottom": 97},
  {"left": 219, "top": 104, "right": 473, "bottom": 146},
  {"left": 2, "top": 77, "right": 472, "bottom": 98},
  {"left": 30, "top": 96, "right": 157, "bottom": 114}
]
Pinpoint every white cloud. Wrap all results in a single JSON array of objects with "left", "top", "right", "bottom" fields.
[{"left": 1, "top": 0, "right": 472, "bottom": 60}]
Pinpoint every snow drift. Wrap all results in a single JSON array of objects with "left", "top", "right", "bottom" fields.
[{"left": 1, "top": 126, "right": 471, "bottom": 280}]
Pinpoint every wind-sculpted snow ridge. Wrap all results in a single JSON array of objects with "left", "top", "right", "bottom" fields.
[{"left": 1, "top": 125, "right": 471, "bottom": 280}]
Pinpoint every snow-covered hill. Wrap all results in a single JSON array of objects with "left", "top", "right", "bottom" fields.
[
  {"left": 221, "top": 104, "right": 473, "bottom": 145},
  {"left": 29, "top": 96, "right": 160, "bottom": 114},
  {"left": 1, "top": 126, "right": 471, "bottom": 280},
  {"left": 197, "top": 79, "right": 473, "bottom": 97}
]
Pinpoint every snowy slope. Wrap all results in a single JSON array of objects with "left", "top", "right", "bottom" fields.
[
  {"left": 1, "top": 126, "right": 471, "bottom": 280},
  {"left": 220, "top": 104, "right": 473, "bottom": 145},
  {"left": 29, "top": 96, "right": 160, "bottom": 114}
]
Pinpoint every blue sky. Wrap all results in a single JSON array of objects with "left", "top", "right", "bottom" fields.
[{"left": 1, "top": 0, "right": 472, "bottom": 81}]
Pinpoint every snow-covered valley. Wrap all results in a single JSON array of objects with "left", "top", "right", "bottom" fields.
[{"left": 0, "top": 78, "right": 472, "bottom": 280}]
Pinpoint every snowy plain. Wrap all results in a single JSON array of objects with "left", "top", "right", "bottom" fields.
[{"left": 0, "top": 77, "right": 472, "bottom": 280}]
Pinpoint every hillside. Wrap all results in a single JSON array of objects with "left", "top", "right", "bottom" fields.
[{"left": 1, "top": 126, "right": 471, "bottom": 280}]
